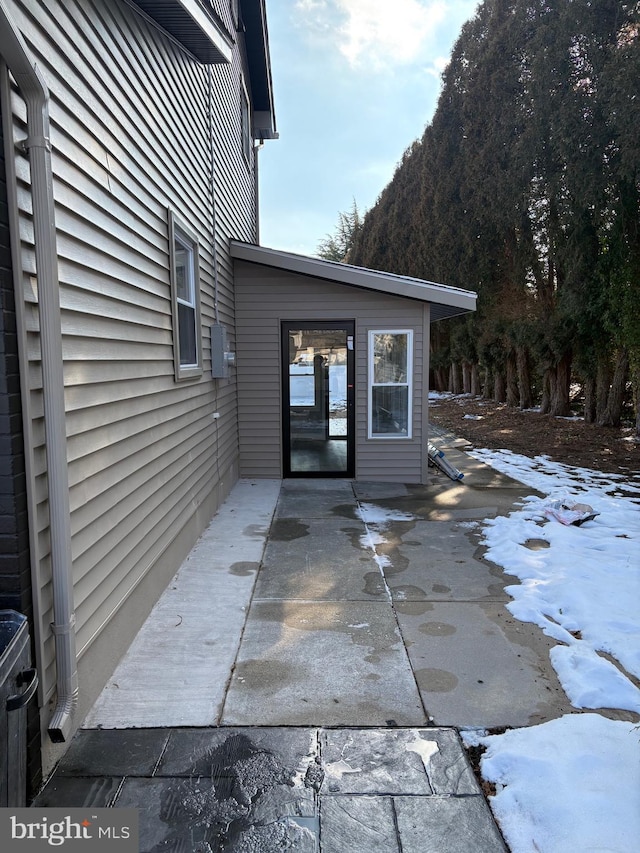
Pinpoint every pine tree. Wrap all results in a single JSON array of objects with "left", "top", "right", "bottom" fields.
[
  {"left": 316, "top": 200, "right": 365, "bottom": 263},
  {"left": 349, "top": 0, "right": 640, "bottom": 433}
]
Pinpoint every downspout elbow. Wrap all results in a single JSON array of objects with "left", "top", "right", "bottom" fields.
[{"left": 47, "top": 617, "right": 78, "bottom": 743}]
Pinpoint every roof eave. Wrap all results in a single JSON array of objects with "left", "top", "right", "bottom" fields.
[
  {"left": 241, "top": 0, "right": 277, "bottom": 138},
  {"left": 127, "top": 0, "right": 233, "bottom": 64},
  {"left": 230, "top": 241, "right": 477, "bottom": 319}
]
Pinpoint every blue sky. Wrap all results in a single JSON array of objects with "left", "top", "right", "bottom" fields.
[{"left": 258, "top": 0, "right": 481, "bottom": 257}]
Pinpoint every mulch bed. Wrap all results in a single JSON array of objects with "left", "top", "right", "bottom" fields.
[{"left": 428, "top": 394, "right": 639, "bottom": 477}]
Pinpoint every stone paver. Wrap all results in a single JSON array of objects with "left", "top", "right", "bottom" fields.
[
  {"left": 395, "top": 796, "right": 507, "bottom": 853},
  {"left": 33, "top": 727, "right": 506, "bottom": 852}
]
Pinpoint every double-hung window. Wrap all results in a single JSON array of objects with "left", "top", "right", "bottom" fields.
[
  {"left": 368, "top": 330, "right": 413, "bottom": 438},
  {"left": 169, "top": 212, "right": 202, "bottom": 380}
]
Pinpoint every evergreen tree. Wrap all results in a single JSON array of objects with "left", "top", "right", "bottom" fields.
[
  {"left": 316, "top": 200, "right": 365, "bottom": 263},
  {"left": 349, "top": 0, "right": 640, "bottom": 434}
]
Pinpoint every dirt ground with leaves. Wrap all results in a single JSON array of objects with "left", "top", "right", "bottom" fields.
[{"left": 428, "top": 394, "right": 639, "bottom": 477}]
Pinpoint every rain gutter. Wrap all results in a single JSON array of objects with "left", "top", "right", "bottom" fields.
[{"left": 0, "top": 1, "right": 78, "bottom": 742}]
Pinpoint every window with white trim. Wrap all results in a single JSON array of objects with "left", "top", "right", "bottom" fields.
[
  {"left": 169, "top": 212, "right": 202, "bottom": 380},
  {"left": 368, "top": 330, "right": 413, "bottom": 438}
]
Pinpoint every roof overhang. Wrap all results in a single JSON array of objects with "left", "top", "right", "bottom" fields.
[
  {"left": 230, "top": 242, "right": 477, "bottom": 320},
  {"left": 241, "top": 1, "right": 277, "bottom": 139},
  {"left": 128, "top": 0, "right": 233, "bottom": 64}
]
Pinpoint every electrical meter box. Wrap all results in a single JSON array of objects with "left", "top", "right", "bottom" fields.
[{"left": 211, "top": 324, "right": 236, "bottom": 379}]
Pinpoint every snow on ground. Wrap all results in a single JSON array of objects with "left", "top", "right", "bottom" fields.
[
  {"left": 464, "top": 714, "right": 639, "bottom": 853},
  {"left": 356, "top": 503, "right": 416, "bottom": 524},
  {"left": 356, "top": 503, "right": 417, "bottom": 574},
  {"left": 470, "top": 449, "right": 640, "bottom": 710},
  {"left": 461, "top": 445, "right": 640, "bottom": 853}
]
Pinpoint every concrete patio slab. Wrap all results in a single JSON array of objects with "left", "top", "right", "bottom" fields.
[
  {"left": 255, "top": 517, "right": 383, "bottom": 601},
  {"left": 276, "top": 481, "right": 359, "bottom": 518},
  {"left": 85, "top": 480, "right": 281, "bottom": 728},
  {"left": 397, "top": 600, "right": 571, "bottom": 728},
  {"left": 221, "top": 600, "right": 427, "bottom": 726},
  {"left": 367, "top": 518, "right": 510, "bottom": 602}
]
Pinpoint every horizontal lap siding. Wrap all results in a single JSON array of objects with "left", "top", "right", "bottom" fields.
[
  {"left": 235, "top": 262, "right": 427, "bottom": 482},
  {"left": 7, "top": 0, "right": 254, "bottom": 697}
]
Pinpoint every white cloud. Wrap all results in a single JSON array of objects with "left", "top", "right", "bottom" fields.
[
  {"left": 294, "top": 0, "right": 451, "bottom": 68},
  {"left": 426, "top": 54, "right": 451, "bottom": 77},
  {"left": 337, "top": 0, "right": 447, "bottom": 67}
]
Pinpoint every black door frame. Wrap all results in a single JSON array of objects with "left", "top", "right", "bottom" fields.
[{"left": 281, "top": 320, "right": 356, "bottom": 478}]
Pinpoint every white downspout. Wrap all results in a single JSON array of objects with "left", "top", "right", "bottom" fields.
[
  {"left": 0, "top": 2, "right": 78, "bottom": 742},
  {"left": 207, "top": 66, "right": 220, "bottom": 323}
]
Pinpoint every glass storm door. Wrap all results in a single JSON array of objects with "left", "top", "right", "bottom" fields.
[{"left": 282, "top": 322, "right": 355, "bottom": 477}]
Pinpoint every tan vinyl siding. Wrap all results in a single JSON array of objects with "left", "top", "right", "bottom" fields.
[
  {"left": 235, "top": 261, "right": 428, "bottom": 483},
  {"left": 6, "top": 0, "right": 255, "bottom": 704}
]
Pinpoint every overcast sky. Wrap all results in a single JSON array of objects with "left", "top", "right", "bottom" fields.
[{"left": 258, "top": 0, "right": 481, "bottom": 257}]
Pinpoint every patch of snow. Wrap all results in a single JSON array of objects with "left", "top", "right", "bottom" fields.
[
  {"left": 549, "top": 644, "right": 640, "bottom": 713},
  {"left": 428, "top": 390, "right": 456, "bottom": 401},
  {"left": 468, "top": 447, "right": 640, "bottom": 497},
  {"left": 475, "top": 715, "right": 640, "bottom": 853},
  {"left": 357, "top": 503, "right": 416, "bottom": 524},
  {"left": 477, "top": 477, "right": 640, "bottom": 685},
  {"left": 466, "top": 447, "right": 640, "bottom": 853},
  {"left": 405, "top": 735, "right": 439, "bottom": 772}
]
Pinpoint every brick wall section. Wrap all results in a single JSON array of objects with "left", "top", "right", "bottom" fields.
[{"left": 0, "top": 97, "right": 41, "bottom": 796}]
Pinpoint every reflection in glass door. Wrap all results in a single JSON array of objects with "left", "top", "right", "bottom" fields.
[{"left": 282, "top": 322, "right": 355, "bottom": 477}]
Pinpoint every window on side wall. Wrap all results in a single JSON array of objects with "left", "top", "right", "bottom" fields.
[
  {"left": 169, "top": 212, "right": 202, "bottom": 380},
  {"left": 368, "top": 330, "right": 413, "bottom": 438}
]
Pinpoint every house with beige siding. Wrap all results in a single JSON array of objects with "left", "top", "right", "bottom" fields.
[
  {"left": 0, "top": 0, "right": 474, "bottom": 798},
  {"left": 232, "top": 242, "right": 474, "bottom": 482}
]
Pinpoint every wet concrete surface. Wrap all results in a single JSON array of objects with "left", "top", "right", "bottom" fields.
[
  {"left": 221, "top": 600, "right": 426, "bottom": 726},
  {"left": 221, "top": 455, "right": 570, "bottom": 731},
  {"left": 255, "top": 518, "right": 380, "bottom": 601},
  {"left": 397, "top": 601, "right": 567, "bottom": 728},
  {"left": 43, "top": 432, "right": 576, "bottom": 849}
]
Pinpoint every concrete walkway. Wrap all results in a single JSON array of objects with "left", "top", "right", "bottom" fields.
[{"left": 34, "top": 437, "right": 572, "bottom": 850}]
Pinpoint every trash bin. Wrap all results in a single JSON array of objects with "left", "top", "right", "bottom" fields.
[{"left": 0, "top": 610, "right": 38, "bottom": 807}]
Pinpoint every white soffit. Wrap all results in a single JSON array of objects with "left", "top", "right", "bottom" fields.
[{"left": 128, "top": 0, "right": 233, "bottom": 64}]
